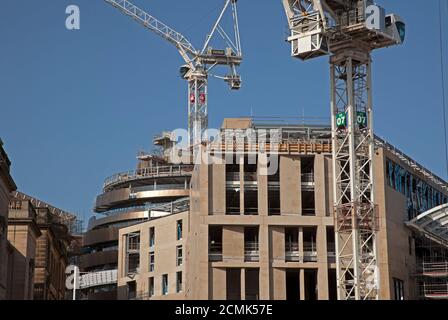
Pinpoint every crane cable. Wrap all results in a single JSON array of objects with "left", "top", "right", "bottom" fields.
[{"left": 439, "top": 0, "right": 448, "bottom": 178}]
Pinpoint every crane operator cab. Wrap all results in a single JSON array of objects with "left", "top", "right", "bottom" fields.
[
  {"left": 385, "top": 14, "right": 406, "bottom": 45},
  {"left": 284, "top": 0, "right": 406, "bottom": 61}
]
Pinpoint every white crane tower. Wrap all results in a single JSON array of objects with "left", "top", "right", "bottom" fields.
[
  {"left": 282, "top": 0, "right": 405, "bottom": 300},
  {"left": 104, "top": 0, "right": 243, "bottom": 147}
]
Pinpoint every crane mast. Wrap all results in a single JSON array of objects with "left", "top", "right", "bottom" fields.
[
  {"left": 104, "top": 0, "right": 243, "bottom": 148},
  {"left": 282, "top": 0, "right": 405, "bottom": 300}
]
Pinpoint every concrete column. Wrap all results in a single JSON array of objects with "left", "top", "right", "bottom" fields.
[
  {"left": 259, "top": 224, "right": 270, "bottom": 300},
  {"left": 299, "top": 227, "right": 304, "bottom": 260},
  {"left": 299, "top": 269, "right": 305, "bottom": 300},
  {"left": 211, "top": 267, "right": 226, "bottom": 300},
  {"left": 272, "top": 268, "right": 286, "bottom": 300},
  {"left": 317, "top": 225, "right": 329, "bottom": 300},
  {"left": 270, "top": 226, "right": 285, "bottom": 263},
  {"left": 280, "top": 156, "right": 301, "bottom": 215},
  {"left": 222, "top": 226, "right": 244, "bottom": 262},
  {"left": 258, "top": 154, "right": 268, "bottom": 216},
  {"left": 315, "top": 155, "right": 326, "bottom": 217},
  {"left": 211, "top": 164, "right": 225, "bottom": 215},
  {"left": 240, "top": 268, "right": 246, "bottom": 300},
  {"left": 187, "top": 156, "right": 211, "bottom": 299},
  {"left": 325, "top": 156, "right": 334, "bottom": 217},
  {"left": 240, "top": 158, "right": 244, "bottom": 215}
]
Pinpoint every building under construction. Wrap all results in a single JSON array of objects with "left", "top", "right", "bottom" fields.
[
  {"left": 77, "top": 118, "right": 448, "bottom": 300},
  {"left": 74, "top": 0, "right": 448, "bottom": 301}
]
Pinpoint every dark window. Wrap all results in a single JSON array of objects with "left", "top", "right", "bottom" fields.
[
  {"left": 177, "top": 220, "right": 183, "bottom": 240},
  {"left": 148, "top": 277, "right": 154, "bottom": 297},
  {"left": 209, "top": 226, "right": 223, "bottom": 262},
  {"left": 176, "top": 272, "right": 183, "bottom": 293},
  {"left": 149, "top": 227, "right": 155, "bottom": 248},
  {"left": 127, "top": 281, "right": 136, "bottom": 300},
  {"left": 286, "top": 270, "right": 300, "bottom": 301},
  {"left": 393, "top": 278, "right": 404, "bottom": 300},
  {"left": 176, "top": 245, "right": 183, "bottom": 266},
  {"left": 226, "top": 269, "right": 241, "bottom": 300},
  {"left": 162, "top": 274, "right": 168, "bottom": 295},
  {"left": 149, "top": 252, "right": 155, "bottom": 272}
]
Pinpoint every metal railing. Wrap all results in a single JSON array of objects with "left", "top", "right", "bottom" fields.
[
  {"left": 209, "top": 243, "right": 223, "bottom": 261},
  {"left": 422, "top": 261, "right": 448, "bottom": 277},
  {"left": 422, "top": 283, "right": 448, "bottom": 299},
  {"left": 103, "top": 165, "right": 194, "bottom": 189},
  {"left": 304, "top": 242, "right": 317, "bottom": 262},
  {"left": 302, "top": 208, "right": 316, "bottom": 216},
  {"left": 285, "top": 243, "right": 300, "bottom": 262},
  {"left": 301, "top": 173, "right": 315, "bottom": 184},
  {"left": 244, "top": 241, "right": 259, "bottom": 262},
  {"left": 226, "top": 172, "right": 240, "bottom": 181}
]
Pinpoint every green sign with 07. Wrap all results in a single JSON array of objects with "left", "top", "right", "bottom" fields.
[
  {"left": 336, "top": 112, "right": 347, "bottom": 129},
  {"left": 357, "top": 112, "right": 367, "bottom": 129}
]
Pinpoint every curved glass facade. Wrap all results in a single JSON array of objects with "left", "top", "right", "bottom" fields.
[{"left": 386, "top": 159, "right": 447, "bottom": 220}]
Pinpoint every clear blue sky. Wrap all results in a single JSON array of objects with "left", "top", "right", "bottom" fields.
[{"left": 0, "top": 0, "right": 447, "bottom": 223}]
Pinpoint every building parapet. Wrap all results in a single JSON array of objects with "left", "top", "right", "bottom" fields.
[{"left": 103, "top": 165, "right": 194, "bottom": 191}]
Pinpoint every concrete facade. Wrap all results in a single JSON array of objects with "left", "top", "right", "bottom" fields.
[
  {"left": 117, "top": 211, "right": 188, "bottom": 300},
  {"left": 114, "top": 120, "right": 448, "bottom": 300}
]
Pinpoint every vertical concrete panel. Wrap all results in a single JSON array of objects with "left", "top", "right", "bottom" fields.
[
  {"left": 272, "top": 268, "right": 286, "bottom": 300},
  {"left": 211, "top": 268, "right": 226, "bottom": 300},
  {"left": 187, "top": 155, "right": 211, "bottom": 299},
  {"left": 280, "top": 156, "right": 301, "bottom": 215},
  {"left": 270, "top": 226, "right": 285, "bottom": 263},
  {"left": 299, "top": 269, "right": 305, "bottom": 300},
  {"left": 315, "top": 155, "right": 326, "bottom": 217},
  {"left": 258, "top": 155, "right": 268, "bottom": 216},
  {"left": 324, "top": 156, "right": 334, "bottom": 217},
  {"left": 259, "top": 224, "right": 270, "bottom": 300},
  {"left": 317, "top": 226, "right": 329, "bottom": 300},
  {"left": 212, "top": 164, "right": 226, "bottom": 215},
  {"left": 240, "top": 268, "right": 246, "bottom": 300},
  {"left": 374, "top": 148, "right": 391, "bottom": 299},
  {"left": 240, "top": 159, "right": 244, "bottom": 214},
  {"left": 222, "top": 226, "right": 244, "bottom": 262}
]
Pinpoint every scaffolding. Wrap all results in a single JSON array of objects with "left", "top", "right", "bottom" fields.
[
  {"left": 407, "top": 205, "right": 448, "bottom": 299},
  {"left": 419, "top": 259, "right": 448, "bottom": 299}
]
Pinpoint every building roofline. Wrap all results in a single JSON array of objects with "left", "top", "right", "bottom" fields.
[{"left": 12, "top": 191, "right": 77, "bottom": 223}]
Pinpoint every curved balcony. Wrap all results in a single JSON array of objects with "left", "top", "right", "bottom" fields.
[
  {"left": 80, "top": 250, "right": 118, "bottom": 269},
  {"left": 95, "top": 186, "right": 189, "bottom": 213},
  {"left": 83, "top": 227, "right": 119, "bottom": 247},
  {"left": 88, "top": 210, "right": 148, "bottom": 230},
  {"left": 103, "top": 165, "right": 194, "bottom": 191}
]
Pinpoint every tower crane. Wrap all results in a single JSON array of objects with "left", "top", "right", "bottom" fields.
[
  {"left": 104, "top": 0, "right": 243, "bottom": 147},
  {"left": 282, "top": 0, "right": 405, "bottom": 300}
]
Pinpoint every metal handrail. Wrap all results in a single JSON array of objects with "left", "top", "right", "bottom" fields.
[
  {"left": 301, "top": 173, "right": 315, "bottom": 183},
  {"left": 244, "top": 241, "right": 260, "bottom": 252},
  {"left": 103, "top": 165, "right": 194, "bottom": 189}
]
